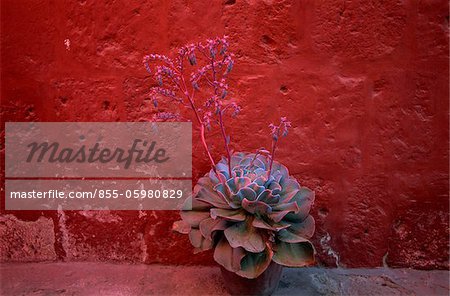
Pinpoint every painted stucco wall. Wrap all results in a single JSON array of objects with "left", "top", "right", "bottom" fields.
[{"left": 1, "top": 0, "right": 448, "bottom": 268}]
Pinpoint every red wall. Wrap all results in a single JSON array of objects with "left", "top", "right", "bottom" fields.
[{"left": 1, "top": 0, "right": 448, "bottom": 268}]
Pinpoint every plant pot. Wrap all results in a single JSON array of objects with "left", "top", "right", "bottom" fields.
[{"left": 220, "top": 262, "right": 283, "bottom": 296}]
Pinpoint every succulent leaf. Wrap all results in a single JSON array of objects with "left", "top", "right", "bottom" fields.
[
  {"left": 253, "top": 176, "right": 267, "bottom": 186},
  {"left": 172, "top": 220, "right": 191, "bottom": 234},
  {"left": 252, "top": 217, "right": 291, "bottom": 231},
  {"left": 230, "top": 153, "right": 245, "bottom": 168},
  {"left": 256, "top": 189, "right": 280, "bottom": 204},
  {"left": 224, "top": 219, "right": 266, "bottom": 253},
  {"left": 181, "top": 195, "right": 211, "bottom": 211},
  {"left": 216, "top": 162, "right": 229, "bottom": 175},
  {"left": 214, "top": 236, "right": 246, "bottom": 272},
  {"left": 270, "top": 202, "right": 300, "bottom": 222},
  {"left": 277, "top": 215, "right": 315, "bottom": 243},
  {"left": 236, "top": 187, "right": 257, "bottom": 201},
  {"left": 248, "top": 183, "right": 266, "bottom": 196},
  {"left": 189, "top": 229, "right": 213, "bottom": 251},
  {"left": 251, "top": 158, "right": 267, "bottom": 170},
  {"left": 241, "top": 198, "right": 272, "bottom": 215},
  {"left": 272, "top": 241, "right": 315, "bottom": 267},
  {"left": 208, "top": 170, "right": 227, "bottom": 185},
  {"left": 210, "top": 208, "right": 246, "bottom": 222},
  {"left": 279, "top": 179, "right": 301, "bottom": 202},
  {"left": 180, "top": 210, "right": 210, "bottom": 228},
  {"left": 199, "top": 217, "right": 228, "bottom": 240},
  {"left": 289, "top": 188, "right": 315, "bottom": 221},
  {"left": 226, "top": 177, "right": 252, "bottom": 194},
  {"left": 236, "top": 246, "right": 273, "bottom": 279},
  {"left": 268, "top": 181, "right": 282, "bottom": 195},
  {"left": 197, "top": 188, "right": 231, "bottom": 209}
]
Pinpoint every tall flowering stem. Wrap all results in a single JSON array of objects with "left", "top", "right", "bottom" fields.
[
  {"left": 143, "top": 36, "right": 239, "bottom": 180},
  {"left": 208, "top": 40, "right": 233, "bottom": 178},
  {"left": 267, "top": 117, "right": 291, "bottom": 179}
]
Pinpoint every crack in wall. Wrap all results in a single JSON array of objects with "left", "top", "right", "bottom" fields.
[
  {"left": 320, "top": 232, "right": 340, "bottom": 267},
  {"left": 382, "top": 251, "right": 389, "bottom": 267},
  {"left": 57, "top": 206, "right": 69, "bottom": 260}
]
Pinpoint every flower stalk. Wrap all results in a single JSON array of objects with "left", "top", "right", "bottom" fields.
[
  {"left": 267, "top": 117, "right": 291, "bottom": 179},
  {"left": 143, "top": 36, "right": 237, "bottom": 181}
]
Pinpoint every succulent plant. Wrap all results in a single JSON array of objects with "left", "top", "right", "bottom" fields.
[
  {"left": 144, "top": 37, "right": 316, "bottom": 278},
  {"left": 173, "top": 152, "right": 315, "bottom": 279}
]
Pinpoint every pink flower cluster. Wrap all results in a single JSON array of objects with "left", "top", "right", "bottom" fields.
[
  {"left": 143, "top": 36, "right": 290, "bottom": 180},
  {"left": 269, "top": 117, "right": 291, "bottom": 140},
  {"left": 143, "top": 36, "right": 238, "bottom": 177}
]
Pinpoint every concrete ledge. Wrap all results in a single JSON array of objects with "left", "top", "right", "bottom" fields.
[{"left": 1, "top": 263, "right": 448, "bottom": 295}]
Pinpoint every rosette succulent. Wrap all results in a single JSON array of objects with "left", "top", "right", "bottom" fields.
[
  {"left": 144, "top": 37, "right": 316, "bottom": 279},
  {"left": 173, "top": 152, "right": 315, "bottom": 279}
]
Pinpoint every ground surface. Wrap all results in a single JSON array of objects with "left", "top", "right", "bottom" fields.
[{"left": 1, "top": 263, "right": 448, "bottom": 295}]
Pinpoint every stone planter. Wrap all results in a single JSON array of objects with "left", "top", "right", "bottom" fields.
[{"left": 220, "top": 262, "right": 283, "bottom": 296}]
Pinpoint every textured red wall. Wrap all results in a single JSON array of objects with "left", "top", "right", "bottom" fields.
[{"left": 1, "top": 0, "right": 448, "bottom": 268}]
